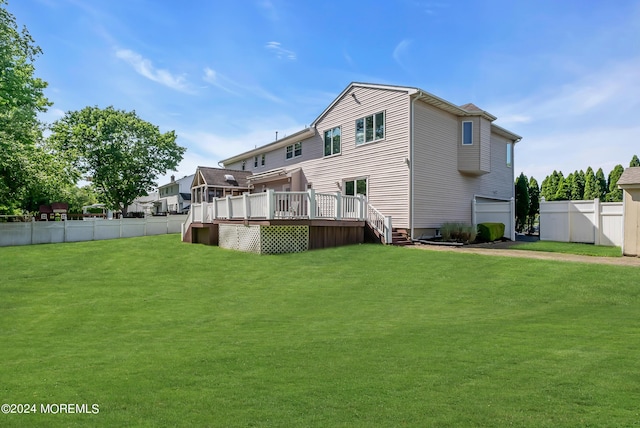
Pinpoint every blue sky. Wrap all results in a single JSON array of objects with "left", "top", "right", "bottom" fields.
[{"left": 9, "top": 0, "right": 640, "bottom": 186}]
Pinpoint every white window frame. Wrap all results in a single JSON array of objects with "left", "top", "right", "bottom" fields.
[
  {"left": 324, "top": 126, "right": 341, "bottom": 157},
  {"left": 506, "top": 143, "right": 512, "bottom": 167},
  {"left": 285, "top": 142, "right": 302, "bottom": 160},
  {"left": 462, "top": 121, "right": 473, "bottom": 145},
  {"left": 261, "top": 154, "right": 266, "bottom": 166},
  {"left": 356, "top": 111, "right": 385, "bottom": 145},
  {"left": 254, "top": 156, "right": 259, "bottom": 168}
]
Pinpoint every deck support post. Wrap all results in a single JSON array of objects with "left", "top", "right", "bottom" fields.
[
  {"left": 226, "top": 196, "right": 233, "bottom": 219},
  {"left": 308, "top": 189, "right": 316, "bottom": 220},
  {"left": 267, "top": 189, "right": 275, "bottom": 220},
  {"left": 243, "top": 193, "right": 250, "bottom": 219},
  {"left": 335, "top": 192, "right": 342, "bottom": 220}
]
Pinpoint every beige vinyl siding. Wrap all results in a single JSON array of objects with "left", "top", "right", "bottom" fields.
[
  {"left": 413, "top": 101, "right": 514, "bottom": 229},
  {"left": 457, "top": 116, "right": 491, "bottom": 175},
  {"left": 228, "top": 86, "right": 411, "bottom": 227},
  {"left": 303, "top": 86, "right": 411, "bottom": 227}
]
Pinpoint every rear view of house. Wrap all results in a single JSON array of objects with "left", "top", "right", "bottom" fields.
[{"left": 219, "top": 82, "right": 521, "bottom": 240}]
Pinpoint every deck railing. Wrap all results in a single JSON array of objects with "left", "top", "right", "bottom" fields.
[{"left": 185, "top": 189, "right": 393, "bottom": 243}]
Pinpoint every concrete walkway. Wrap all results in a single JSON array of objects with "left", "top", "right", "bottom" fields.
[{"left": 409, "top": 243, "right": 640, "bottom": 267}]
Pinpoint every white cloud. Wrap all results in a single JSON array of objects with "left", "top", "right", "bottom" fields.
[
  {"left": 392, "top": 39, "right": 412, "bottom": 70},
  {"left": 265, "top": 41, "right": 296, "bottom": 60},
  {"left": 257, "top": 0, "right": 279, "bottom": 21},
  {"left": 490, "top": 58, "right": 640, "bottom": 181},
  {"left": 116, "top": 49, "right": 192, "bottom": 93},
  {"left": 202, "top": 67, "right": 283, "bottom": 103}
]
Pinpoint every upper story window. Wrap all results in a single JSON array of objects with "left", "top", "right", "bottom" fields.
[
  {"left": 462, "top": 121, "right": 473, "bottom": 145},
  {"left": 356, "top": 111, "right": 385, "bottom": 145},
  {"left": 324, "top": 126, "right": 341, "bottom": 156},
  {"left": 506, "top": 143, "right": 512, "bottom": 167},
  {"left": 241, "top": 160, "right": 246, "bottom": 171},
  {"left": 261, "top": 154, "right": 266, "bottom": 166},
  {"left": 254, "top": 156, "right": 259, "bottom": 168},
  {"left": 286, "top": 142, "right": 302, "bottom": 160}
]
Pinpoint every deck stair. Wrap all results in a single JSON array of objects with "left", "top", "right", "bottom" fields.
[{"left": 391, "top": 228, "right": 413, "bottom": 246}]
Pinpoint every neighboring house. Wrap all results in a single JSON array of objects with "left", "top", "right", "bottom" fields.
[
  {"left": 219, "top": 82, "right": 522, "bottom": 239},
  {"left": 156, "top": 174, "right": 194, "bottom": 214},
  {"left": 190, "top": 167, "right": 252, "bottom": 203},
  {"left": 128, "top": 192, "right": 159, "bottom": 217}
]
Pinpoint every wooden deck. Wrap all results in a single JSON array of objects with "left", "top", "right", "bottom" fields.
[{"left": 184, "top": 219, "right": 367, "bottom": 252}]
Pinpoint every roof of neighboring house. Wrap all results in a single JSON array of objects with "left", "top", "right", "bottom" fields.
[
  {"left": 617, "top": 167, "right": 640, "bottom": 187},
  {"left": 180, "top": 193, "right": 191, "bottom": 200},
  {"left": 158, "top": 174, "right": 195, "bottom": 190},
  {"left": 195, "top": 167, "right": 252, "bottom": 188}
]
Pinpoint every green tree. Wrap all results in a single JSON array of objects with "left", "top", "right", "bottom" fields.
[
  {"left": 527, "top": 176, "right": 540, "bottom": 233},
  {"left": 49, "top": 106, "right": 185, "bottom": 215},
  {"left": 554, "top": 175, "right": 570, "bottom": 201},
  {"left": 0, "top": 0, "right": 52, "bottom": 211},
  {"left": 570, "top": 170, "right": 585, "bottom": 200},
  {"left": 541, "top": 170, "right": 562, "bottom": 201},
  {"left": 515, "top": 172, "right": 529, "bottom": 233},
  {"left": 630, "top": 154, "right": 640, "bottom": 167},
  {"left": 595, "top": 168, "right": 607, "bottom": 200},
  {"left": 583, "top": 167, "right": 597, "bottom": 200},
  {"left": 606, "top": 164, "right": 624, "bottom": 202}
]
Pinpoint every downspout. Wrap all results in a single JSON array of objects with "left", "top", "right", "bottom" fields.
[{"left": 410, "top": 92, "right": 428, "bottom": 239}]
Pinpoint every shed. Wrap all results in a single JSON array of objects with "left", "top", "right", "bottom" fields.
[{"left": 618, "top": 167, "right": 640, "bottom": 257}]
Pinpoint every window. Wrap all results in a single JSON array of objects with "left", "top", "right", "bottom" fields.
[
  {"left": 286, "top": 142, "right": 302, "bottom": 160},
  {"left": 506, "top": 143, "right": 512, "bottom": 167},
  {"left": 261, "top": 154, "right": 266, "bottom": 166},
  {"left": 254, "top": 156, "right": 259, "bottom": 168},
  {"left": 462, "top": 121, "right": 473, "bottom": 145},
  {"left": 356, "top": 111, "right": 385, "bottom": 145},
  {"left": 241, "top": 160, "right": 246, "bottom": 171},
  {"left": 344, "top": 178, "right": 367, "bottom": 196},
  {"left": 324, "top": 127, "right": 341, "bottom": 156}
]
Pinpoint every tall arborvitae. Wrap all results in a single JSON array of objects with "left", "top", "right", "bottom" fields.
[
  {"left": 606, "top": 165, "right": 624, "bottom": 202},
  {"left": 554, "top": 175, "right": 570, "bottom": 201},
  {"left": 528, "top": 177, "right": 540, "bottom": 233},
  {"left": 595, "top": 168, "right": 608, "bottom": 200},
  {"left": 631, "top": 154, "right": 640, "bottom": 167},
  {"left": 515, "top": 173, "right": 529, "bottom": 233},
  {"left": 570, "top": 170, "right": 585, "bottom": 200},
  {"left": 583, "top": 167, "right": 597, "bottom": 200}
]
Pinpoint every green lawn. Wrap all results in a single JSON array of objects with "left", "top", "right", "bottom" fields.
[
  {"left": 512, "top": 240, "right": 622, "bottom": 257},
  {"left": 1, "top": 235, "right": 639, "bottom": 427}
]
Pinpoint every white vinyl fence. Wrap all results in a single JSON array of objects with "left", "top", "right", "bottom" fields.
[
  {"left": 539, "top": 199, "right": 623, "bottom": 246},
  {"left": 472, "top": 197, "right": 515, "bottom": 240},
  {"left": 0, "top": 215, "right": 188, "bottom": 247}
]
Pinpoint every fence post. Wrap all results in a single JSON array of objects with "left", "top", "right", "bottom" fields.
[
  {"left": 308, "top": 189, "right": 316, "bottom": 220},
  {"left": 201, "top": 202, "right": 206, "bottom": 223},
  {"left": 334, "top": 192, "right": 342, "bottom": 220},
  {"left": 267, "top": 189, "right": 275, "bottom": 220},
  {"left": 594, "top": 197, "right": 601, "bottom": 245},
  {"left": 510, "top": 197, "right": 515, "bottom": 241},
  {"left": 212, "top": 200, "right": 218, "bottom": 220}
]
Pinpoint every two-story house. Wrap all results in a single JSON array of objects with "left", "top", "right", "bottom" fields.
[
  {"left": 218, "top": 82, "right": 521, "bottom": 240},
  {"left": 156, "top": 174, "right": 194, "bottom": 214}
]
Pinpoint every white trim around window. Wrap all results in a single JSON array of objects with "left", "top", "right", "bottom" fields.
[
  {"left": 356, "top": 111, "right": 385, "bottom": 145},
  {"left": 285, "top": 142, "right": 302, "bottom": 160},
  {"left": 324, "top": 126, "right": 341, "bottom": 157},
  {"left": 462, "top": 121, "right": 473, "bottom": 145}
]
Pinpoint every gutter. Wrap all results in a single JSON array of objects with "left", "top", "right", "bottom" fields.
[{"left": 409, "top": 92, "right": 428, "bottom": 239}]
